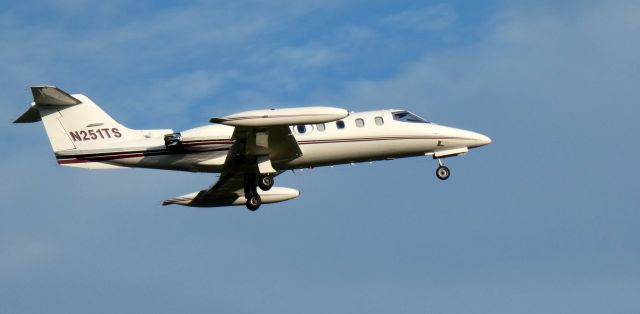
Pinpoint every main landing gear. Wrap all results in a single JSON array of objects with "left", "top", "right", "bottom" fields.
[
  {"left": 258, "top": 174, "right": 274, "bottom": 191},
  {"left": 244, "top": 174, "right": 260, "bottom": 211},
  {"left": 435, "top": 159, "right": 450, "bottom": 180},
  {"left": 244, "top": 173, "right": 275, "bottom": 211}
]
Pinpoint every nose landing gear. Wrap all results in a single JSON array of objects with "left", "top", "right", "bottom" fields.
[{"left": 435, "top": 159, "right": 450, "bottom": 180}]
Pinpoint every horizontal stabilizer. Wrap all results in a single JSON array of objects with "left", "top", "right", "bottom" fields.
[
  {"left": 14, "top": 86, "right": 83, "bottom": 123},
  {"left": 31, "top": 86, "right": 81, "bottom": 106},
  {"left": 14, "top": 104, "right": 40, "bottom": 123},
  {"left": 211, "top": 106, "right": 348, "bottom": 127}
]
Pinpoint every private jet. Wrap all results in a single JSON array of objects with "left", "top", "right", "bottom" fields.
[{"left": 15, "top": 86, "right": 491, "bottom": 210}]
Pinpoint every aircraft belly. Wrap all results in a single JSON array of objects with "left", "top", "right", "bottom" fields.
[
  {"left": 283, "top": 138, "right": 438, "bottom": 167},
  {"left": 111, "top": 151, "right": 226, "bottom": 172}
]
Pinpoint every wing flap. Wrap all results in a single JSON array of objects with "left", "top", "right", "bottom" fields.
[{"left": 265, "top": 125, "right": 302, "bottom": 161}]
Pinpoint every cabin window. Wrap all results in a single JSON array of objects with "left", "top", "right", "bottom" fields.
[
  {"left": 392, "top": 111, "right": 429, "bottom": 123},
  {"left": 336, "top": 120, "right": 345, "bottom": 129},
  {"left": 296, "top": 125, "right": 307, "bottom": 134},
  {"left": 316, "top": 123, "right": 326, "bottom": 132},
  {"left": 375, "top": 116, "right": 384, "bottom": 126},
  {"left": 355, "top": 118, "right": 365, "bottom": 128}
]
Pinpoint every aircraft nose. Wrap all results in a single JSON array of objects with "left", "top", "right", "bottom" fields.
[{"left": 470, "top": 132, "right": 492, "bottom": 148}]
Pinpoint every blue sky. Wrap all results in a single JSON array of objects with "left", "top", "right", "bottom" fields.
[{"left": 1, "top": 0, "right": 639, "bottom": 313}]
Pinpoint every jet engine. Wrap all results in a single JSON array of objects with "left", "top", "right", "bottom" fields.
[{"left": 164, "top": 132, "right": 182, "bottom": 150}]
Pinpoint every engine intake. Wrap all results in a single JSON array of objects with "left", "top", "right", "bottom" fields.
[{"left": 164, "top": 132, "right": 182, "bottom": 150}]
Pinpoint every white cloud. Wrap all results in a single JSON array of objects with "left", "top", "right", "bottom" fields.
[
  {"left": 0, "top": 1, "right": 344, "bottom": 95},
  {"left": 1, "top": 0, "right": 352, "bottom": 131},
  {"left": 382, "top": 4, "right": 457, "bottom": 32},
  {"left": 239, "top": 43, "right": 345, "bottom": 93},
  {"left": 149, "top": 70, "right": 236, "bottom": 103},
  {"left": 98, "top": 70, "right": 238, "bottom": 129},
  {"left": 327, "top": 0, "right": 640, "bottom": 122},
  {"left": 339, "top": 25, "right": 380, "bottom": 42},
  {"left": 269, "top": 44, "right": 344, "bottom": 69}
]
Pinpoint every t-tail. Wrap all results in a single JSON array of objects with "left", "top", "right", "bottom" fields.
[{"left": 14, "top": 86, "right": 172, "bottom": 169}]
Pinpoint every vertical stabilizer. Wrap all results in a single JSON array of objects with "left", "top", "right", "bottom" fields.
[
  {"left": 17, "top": 86, "right": 177, "bottom": 154},
  {"left": 15, "top": 86, "right": 142, "bottom": 153},
  {"left": 15, "top": 86, "right": 174, "bottom": 170}
]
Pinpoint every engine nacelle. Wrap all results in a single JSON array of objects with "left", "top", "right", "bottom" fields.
[
  {"left": 164, "top": 132, "right": 182, "bottom": 150},
  {"left": 163, "top": 187, "right": 300, "bottom": 207}
]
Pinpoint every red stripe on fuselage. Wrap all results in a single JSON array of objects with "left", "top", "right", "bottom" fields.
[{"left": 55, "top": 136, "right": 471, "bottom": 164}]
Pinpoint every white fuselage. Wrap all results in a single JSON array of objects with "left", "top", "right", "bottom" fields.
[
  {"left": 63, "top": 109, "right": 490, "bottom": 172},
  {"left": 17, "top": 86, "right": 492, "bottom": 209}
]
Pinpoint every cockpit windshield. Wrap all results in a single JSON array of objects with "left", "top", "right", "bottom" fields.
[{"left": 392, "top": 111, "right": 429, "bottom": 123}]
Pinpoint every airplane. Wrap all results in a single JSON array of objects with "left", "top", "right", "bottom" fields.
[{"left": 14, "top": 86, "right": 491, "bottom": 211}]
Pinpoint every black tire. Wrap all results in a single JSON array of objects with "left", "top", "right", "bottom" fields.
[
  {"left": 258, "top": 175, "right": 274, "bottom": 191},
  {"left": 246, "top": 195, "right": 261, "bottom": 211},
  {"left": 436, "top": 166, "right": 450, "bottom": 180}
]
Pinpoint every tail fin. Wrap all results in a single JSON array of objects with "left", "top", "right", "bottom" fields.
[
  {"left": 15, "top": 86, "right": 144, "bottom": 152},
  {"left": 15, "top": 86, "right": 172, "bottom": 168}
]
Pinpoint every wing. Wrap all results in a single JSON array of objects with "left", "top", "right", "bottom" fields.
[
  {"left": 163, "top": 106, "right": 348, "bottom": 208},
  {"left": 162, "top": 172, "right": 247, "bottom": 207},
  {"left": 213, "top": 106, "right": 348, "bottom": 167},
  {"left": 162, "top": 171, "right": 298, "bottom": 207},
  {"left": 161, "top": 126, "right": 295, "bottom": 207},
  {"left": 229, "top": 125, "right": 302, "bottom": 167}
]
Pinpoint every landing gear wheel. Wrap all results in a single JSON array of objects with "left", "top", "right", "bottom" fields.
[
  {"left": 436, "top": 166, "right": 450, "bottom": 180},
  {"left": 244, "top": 173, "right": 261, "bottom": 211},
  {"left": 246, "top": 195, "right": 262, "bottom": 211},
  {"left": 258, "top": 175, "right": 274, "bottom": 191}
]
